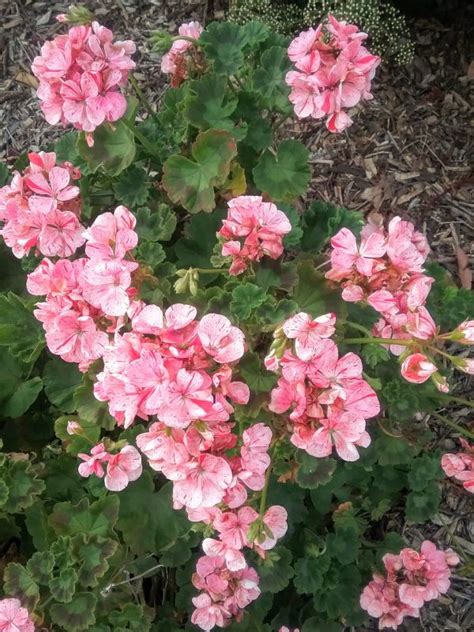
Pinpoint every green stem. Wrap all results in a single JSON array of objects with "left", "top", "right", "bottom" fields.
[
  {"left": 438, "top": 394, "right": 474, "bottom": 409},
  {"left": 259, "top": 461, "right": 273, "bottom": 518},
  {"left": 120, "top": 117, "right": 159, "bottom": 157},
  {"left": 194, "top": 268, "right": 226, "bottom": 274},
  {"left": 343, "top": 337, "right": 412, "bottom": 346},
  {"left": 430, "top": 411, "right": 474, "bottom": 440},
  {"left": 427, "top": 345, "right": 453, "bottom": 361},
  {"left": 129, "top": 75, "right": 159, "bottom": 123},
  {"left": 173, "top": 35, "right": 201, "bottom": 46},
  {"left": 344, "top": 320, "right": 374, "bottom": 337}
]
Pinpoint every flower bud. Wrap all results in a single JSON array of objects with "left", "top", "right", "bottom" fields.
[
  {"left": 431, "top": 372, "right": 449, "bottom": 393},
  {"left": 67, "top": 420, "right": 82, "bottom": 435},
  {"left": 400, "top": 353, "right": 437, "bottom": 384},
  {"left": 57, "top": 4, "right": 93, "bottom": 25},
  {"left": 451, "top": 357, "right": 474, "bottom": 375},
  {"left": 149, "top": 30, "right": 174, "bottom": 53},
  {"left": 447, "top": 320, "right": 474, "bottom": 345}
]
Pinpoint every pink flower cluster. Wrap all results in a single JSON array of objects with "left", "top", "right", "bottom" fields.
[
  {"left": 26, "top": 205, "right": 138, "bottom": 370},
  {"left": 77, "top": 442, "right": 142, "bottom": 491},
  {"left": 0, "top": 152, "right": 83, "bottom": 258},
  {"left": 325, "top": 217, "right": 451, "bottom": 386},
  {"left": 0, "top": 598, "right": 34, "bottom": 632},
  {"left": 31, "top": 21, "right": 135, "bottom": 132},
  {"left": 218, "top": 196, "right": 292, "bottom": 275},
  {"left": 190, "top": 499, "right": 288, "bottom": 630},
  {"left": 161, "top": 21, "right": 203, "bottom": 87},
  {"left": 441, "top": 439, "right": 474, "bottom": 494},
  {"left": 286, "top": 15, "right": 380, "bottom": 132},
  {"left": 360, "top": 541, "right": 459, "bottom": 629},
  {"left": 267, "top": 312, "right": 380, "bottom": 461}
]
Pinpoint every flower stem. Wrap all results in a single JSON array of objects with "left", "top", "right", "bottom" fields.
[
  {"left": 259, "top": 461, "right": 273, "bottom": 518},
  {"left": 193, "top": 268, "right": 226, "bottom": 274},
  {"left": 438, "top": 394, "right": 474, "bottom": 409},
  {"left": 343, "top": 320, "right": 374, "bottom": 337},
  {"left": 173, "top": 35, "right": 201, "bottom": 46},
  {"left": 129, "top": 74, "right": 159, "bottom": 124},
  {"left": 343, "top": 336, "right": 412, "bottom": 346},
  {"left": 120, "top": 117, "right": 159, "bottom": 157},
  {"left": 430, "top": 411, "right": 474, "bottom": 440}
]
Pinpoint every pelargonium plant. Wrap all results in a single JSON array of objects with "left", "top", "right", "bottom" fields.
[{"left": 0, "top": 6, "right": 472, "bottom": 632}]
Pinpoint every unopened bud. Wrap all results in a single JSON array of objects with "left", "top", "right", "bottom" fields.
[
  {"left": 431, "top": 372, "right": 450, "bottom": 393},
  {"left": 66, "top": 421, "right": 82, "bottom": 435},
  {"left": 149, "top": 30, "right": 174, "bottom": 53},
  {"left": 448, "top": 320, "right": 474, "bottom": 345},
  {"left": 451, "top": 357, "right": 474, "bottom": 375},
  {"left": 57, "top": 4, "right": 93, "bottom": 25}
]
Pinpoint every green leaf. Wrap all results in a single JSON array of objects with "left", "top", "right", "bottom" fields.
[
  {"left": 374, "top": 434, "right": 419, "bottom": 466},
  {"left": 280, "top": 204, "right": 303, "bottom": 249},
  {"left": 113, "top": 165, "right": 150, "bottom": 208},
  {"left": 50, "top": 495, "right": 119, "bottom": 538},
  {"left": 49, "top": 566, "right": 78, "bottom": 603},
  {"left": 238, "top": 352, "right": 277, "bottom": 393},
  {"left": 136, "top": 204, "right": 177, "bottom": 242},
  {"left": 253, "top": 140, "right": 310, "bottom": 201},
  {"left": 3, "top": 563, "right": 40, "bottom": 610},
  {"left": 0, "top": 292, "right": 45, "bottom": 363},
  {"left": 43, "top": 358, "right": 82, "bottom": 412},
  {"left": 55, "top": 131, "right": 90, "bottom": 172},
  {"left": 300, "top": 201, "right": 364, "bottom": 252},
  {"left": 241, "top": 21, "right": 271, "bottom": 48},
  {"left": 108, "top": 604, "right": 153, "bottom": 630},
  {"left": 361, "top": 343, "right": 390, "bottom": 369},
  {"left": 406, "top": 483, "right": 440, "bottom": 523},
  {"left": 326, "top": 527, "right": 360, "bottom": 564},
  {"left": 73, "top": 375, "right": 115, "bottom": 430},
  {"left": 117, "top": 474, "right": 189, "bottom": 555},
  {"left": 77, "top": 101, "right": 137, "bottom": 176},
  {"left": 295, "top": 453, "right": 337, "bottom": 489},
  {"left": 26, "top": 551, "right": 55, "bottom": 585},
  {"left": 25, "top": 502, "right": 52, "bottom": 550},
  {"left": 257, "top": 546, "right": 294, "bottom": 593},
  {"left": 2, "top": 377, "right": 43, "bottom": 418},
  {"left": 50, "top": 592, "right": 97, "bottom": 631},
  {"left": 408, "top": 453, "right": 442, "bottom": 492},
  {"left": 0, "top": 162, "right": 10, "bottom": 186},
  {"left": 253, "top": 46, "right": 292, "bottom": 110},
  {"left": 175, "top": 210, "right": 225, "bottom": 269},
  {"left": 294, "top": 553, "right": 331, "bottom": 595},
  {"left": 72, "top": 534, "right": 118, "bottom": 587},
  {"left": 230, "top": 283, "right": 267, "bottom": 321},
  {"left": 201, "top": 22, "right": 248, "bottom": 74},
  {"left": 136, "top": 242, "right": 167, "bottom": 269},
  {"left": 3, "top": 459, "right": 45, "bottom": 513},
  {"left": 293, "top": 260, "right": 345, "bottom": 317},
  {"left": 0, "top": 349, "right": 23, "bottom": 404},
  {"left": 185, "top": 74, "right": 238, "bottom": 131},
  {"left": 425, "top": 261, "right": 474, "bottom": 330},
  {"left": 162, "top": 129, "right": 237, "bottom": 213},
  {"left": 51, "top": 536, "right": 75, "bottom": 568},
  {"left": 54, "top": 416, "right": 101, "bottom": 457}
]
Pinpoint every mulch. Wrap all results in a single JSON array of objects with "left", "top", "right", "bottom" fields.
[{"left": 1, "top": 1, "right": 473, "bottom": 630}]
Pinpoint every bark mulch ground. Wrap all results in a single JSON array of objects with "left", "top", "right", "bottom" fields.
[{"left": 1, "top": 1, "right": 472, "bottom": 630}]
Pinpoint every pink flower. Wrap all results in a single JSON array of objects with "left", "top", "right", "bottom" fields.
[
  {"left": 329, "top": 227, "right": 386, "bottom": 277},
  {"left": 104, "top": 445, "right": 143, "bottom": 491},
  {"left": 0, "top": 598, "right": 35, "bottom": 632},
  {"left": 219, "top": 196, "right": 291, "bottom": 275},
  {"left": 191, "top": 593, "right": 229, "bottom": 631},
  {"left": 173, "top": 454, "right": 233, "bottom": 509},
  {"left": 286, "top": 17, "right": 380, "bottom": 132},
  {"left": 450, "top": 320, "right": 474, "bottom": 344},
  {"left": 83, "top": 205, "right": 137, "bottom": 262},
  {"left": 214, "top": 506, "right": 259, "bottom": 550},
  {"left": 78, "top": 443, "right": 110, "bottom": 478},
  {"left": 32, "top": 21, "right": 135, "bottom": 132},
  {"left": 161, "top": 21, "right": 203, "bottom": 86},
  {"left": 441, "top": 441, "right": 474, "bottom": 494},
  {"left": 400, "top": 353, "right": 437, "bottom": 384},
  {"left": 38, "top": 208, "right": 85, "bottom": 257},
  {"left": 198, "top": 314, "right": 245, "bottom": 363},
  {"left": 386, "top": 217, "right": 429, "bottom": 273},
  {"left": 257, "top": 505, "right": 288, "bottom": 550},
  {"left": 45, "top": 311, "right": 108, "bottom": 365},
  {"left": 81, "top": 259, "right": 135, "bottom": 316}
]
